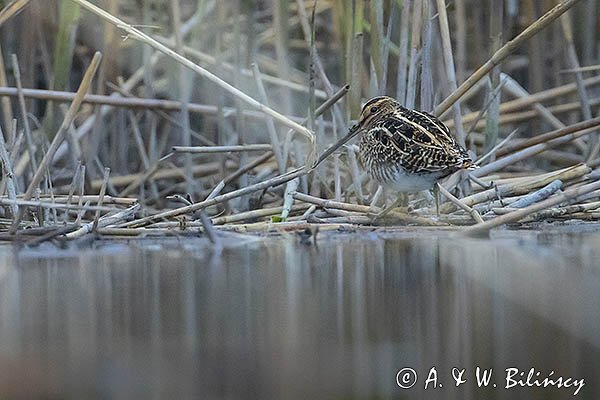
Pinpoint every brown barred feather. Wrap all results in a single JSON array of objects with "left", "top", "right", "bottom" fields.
[{"left": 354, "top": 96, "right": 474, "bottom": 191}]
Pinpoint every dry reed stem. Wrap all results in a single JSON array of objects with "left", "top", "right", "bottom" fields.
[
  {"left": 212, "top": 204, "right": 311, "bottom": 225},
  {"left": 405, "top": 0, "right": 422, "bottom": 109},
  {"left": 473, "top": 126, "right": 599, "bottom": 177},
  {"left": 520, "top": 201, "right": 600, "bottom": 220},
  {"left": 502, "top": 73, "right": 565, "bottom": 129},
  {"left": 27, "top": 53, "right": 101, "bottom": 202},
  {"left": 347, "top": 146, "right": 364, "bottom": 205},
  {"left": 9, "top": 52, "right": 102, "bottom": 234},
  {"left": 92, "top": 167, "right": 110, "bottom": 232},
  {"left": 0, "top": 47, "right": 13, "bottom": 137},
  {"left": 74, "top": 166, "right": 87, "bottom": 225},
  {"left": 0, "top": 198, "right": 118, "bottom": 212},
  {"left": 499, "top": 116, "right": 600, "bottom": 157},
  {"left": 450, "top": 75, "right": 600, "bottom": 127},
  {"left": 296, "top": 0, "right": 342, "bottom": 101},
  {"left": 89, "top": 160, "right": 236, "bottom": 190},
  {"left": 63, "top": 162, "right": 83, "bottom": 222},
  {"left": 7, "top": 195, "right": 137, "bottom": 205},
  {"left": 292, "top": 191, "right": 379, "bottom": 214},
  {"left": 11, "top": 54, "right": 36, "bottom": 173},
  {"left": 213, "top": 220, "right": 361, "bottom": 233},
  {"left": 434, "top": 0, "right": 585, "bottom": 117},
  {"left": 0, "top": 124, "right": 18, "bottom": 217},
  {"left": 435, "top": 0, "right": 465, "bottom": 146},
  {"left": 173, "top": 145, "right": 273, "bottom": 153},
  {"left": 109, "top": 82, "right": 215, "bottom": 147},
  {"left": 285, "top": 84, "right": 350, "bottom": 168},
  {"left": 455, "top": 97, "right": 600, "bottom": 132},
  {"left": 65, "top": 204, "right": 140, "bottom": 239},
  {"left": 444, "top": 164, "right": 591, "bottom": 213},
  {"left": 436, "top": 183, "right": 484, "bottom": 224},
  {"left": 396, "top": 0, "right": 411, "bottom": 103},
  {"left": 496, "top": 179, "right": 563, "bottom": 211},
  {"left": 69, "top": 0, "right": 316, "bottom": 166},
  {"left": 281, "top": 178, "right": 300, "bottom": 220},
  {"left": 561, "top": 65, "right": 600, "bottom": 73},
  {"left": 0, "top": 0, "right": 31, "bottom": 27},
  {"left": 561, "top": 11, "right": 593, "bottom": 122},
  {"left": 251, "top": 63, "right": 285, "bottom": 173},
  {"left": 153, "top": 34, "right": 328, "bottom": 99},
  {"left": 23, "top": 224, "right": 79, "bottom": 246},
  {"left": 124, "top": 167, "right": 307, "bottom": 228},
  {"left": 0, "top": 88, "right": 307, "bottom": 123},
  {"left": 222, "top": 152, "right": 274, "bottom": 186},
  {"left": 463, "top": 178, "right": 600, "bottom": 236},
  {"left": 475, "top": 127, "right": 520, "bottom": 166}
]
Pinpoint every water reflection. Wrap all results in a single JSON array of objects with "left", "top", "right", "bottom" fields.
[{"left": 0, "top": 231, "right": 598, "bottom": 399}]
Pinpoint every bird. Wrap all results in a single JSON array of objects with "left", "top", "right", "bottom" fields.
[{"left": 315, "top": 96, "right": 474, "bottom": 217}]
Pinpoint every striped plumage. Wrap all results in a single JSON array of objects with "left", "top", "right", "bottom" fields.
[{"left": 354, "top": 96, "right": 473, "bottom": 192}]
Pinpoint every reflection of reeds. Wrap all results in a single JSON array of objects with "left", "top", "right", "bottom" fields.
[{"left": 0, "top": 0, "right": 599, "bottom": 241}]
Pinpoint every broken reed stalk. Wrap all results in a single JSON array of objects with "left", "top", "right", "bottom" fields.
[
  {"left": 444, "top": 164, "right": 591, "bottom": 213},
  {"left": 434, "top": 0, "right": 585, "bottom": 117},
  {"left": 65, "top": 204, "right": 140, "bottom": 239},
  {"left": 463, "top": 178, "right": 600, "bottom": 237},
  {"left": 473, "top": 124, "right": 600, "bottom": 178},
  {"left": 9, "top": 51, "right": 103, "bottom": 234},
  {"left": 457, "top": 75, "right": 600, "bottom": 125},
  {"left": 436, "top": 183, "right": 484, "bottom": 224},
  {"left": 494, "top": 179, "right": 563, "bottom": 211},
  {"left": 0, "top": 123, "right": 18, "bottom": 217},
  {"left": 497, "top": 116, "right": 600, "bottom": 157},
  {"left": 92, "top": 167, "right": 110, "bottom": 232},
  {"left": 24, "top": 51, "right": 101, "bottom": 200},
  {"left": 521, "top": 201, "right": 600, "bottom": 220},
  {"left": 69, "top": 0, "right": 316, "bottom": 167},
  {"left": 123, "top": 167, "right": 307, "bottom": 228}
]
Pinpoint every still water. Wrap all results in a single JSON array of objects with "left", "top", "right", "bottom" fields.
[{"left": 0, "top": 227, "right": 598, "bottom": 399}]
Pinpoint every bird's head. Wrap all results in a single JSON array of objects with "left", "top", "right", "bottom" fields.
[
  {"left": 356, "top": 96, "right": 398, "bottom": 131},
  {"left": 312, "top": 96, "right": 399, "bottom": 169}
]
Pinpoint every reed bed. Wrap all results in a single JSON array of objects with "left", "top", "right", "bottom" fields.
[{"left": 0, "top": 0, "right": 599, "bottom": 243}]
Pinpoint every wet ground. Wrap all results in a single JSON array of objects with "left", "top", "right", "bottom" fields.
[{"left": 0, "top": 226, "right": 598, "bottom": 399}]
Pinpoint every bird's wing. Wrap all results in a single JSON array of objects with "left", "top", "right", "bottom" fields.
[{"left": 376, "top": 111, "right": 470, "bottom": 173}]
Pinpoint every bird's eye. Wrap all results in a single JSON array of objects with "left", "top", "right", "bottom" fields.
[{"left": 370, "top": 106, "right": 379, "bottom": 113}]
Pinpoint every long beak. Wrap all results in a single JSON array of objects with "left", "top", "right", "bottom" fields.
[{"left": 312, "top": 124, "right": 362, "bottom": 168}]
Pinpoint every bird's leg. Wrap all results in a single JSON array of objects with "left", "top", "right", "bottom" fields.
[{"left": 372, "top": 193, "right": 407, "bottom": 220}]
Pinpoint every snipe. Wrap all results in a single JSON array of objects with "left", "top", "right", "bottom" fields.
[{"left": 316, "top": 96, "right": 474, "bottom": 215}]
